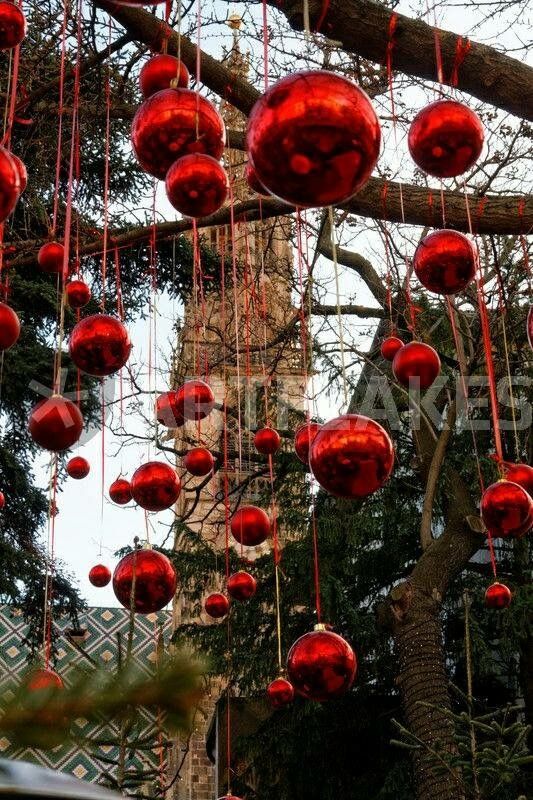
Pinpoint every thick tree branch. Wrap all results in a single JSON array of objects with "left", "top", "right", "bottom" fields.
[{"left": 311, "top": 303, "right": 384, "bottom": 318}]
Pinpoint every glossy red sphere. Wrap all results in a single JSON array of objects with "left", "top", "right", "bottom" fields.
[
  {"left": 10, "top": 153, "right": 27, "bottom": 193},
  {"left": 267, "top": 677, "right": 295, "bottom": 709},
  {"left": 310, "top": 414, "right": 394, "bottom": 499},
  {"left": 27, "top": 668, "right": 63, "bottom": 692},
  {"left": 0, "top": 302, "right": 20, "bottom": 350},
  {"left": 0, "top": 2, "right": 26, "bottom": 50},
  {"left": 247, "top": 70, "right": 381, "bottom": 208},
  {"left": 156, "top": 391, "right": 184, "bottom": 427},
  {"left": 413, "top": 230, "right": 476, "bottom": 295},
  {"left": 392, "top": 341, "right": 441, "bottom": 390},
  {"left": 294, "top": 421, "right": 322, "bottom": 464},
  {"left": 227, "top": 571, "right": 257, "bottom": 601},
  {"left": 140, "top": 54, "right": 189, "bottom": 98},
  {"left": 175, "top": 379, "right": 215, "bottom": 421},
  {"left": 287, "top": 629, "right": 357, "bottom": 702},
  {"left": 0, "top": 491, "right": 5, "bottom": 508},
  {"left": 254, "top": 427, "right": 281, "bottom": 455},
  {"left": 131, "top": 88, "right": 226, "bottom": 180},
  {"left": 65, "top": 279, "right": 91, "bottom": 309},
  {"left": 38, "top": 242, "right": 64, "bottom": 274},
  {"left": 113, "top": 549, "right": 177, "bottom": 614},
  {"left": 380, "top": 336, "right": 403, "bottom": 362},
  {"left": 89, "top": 563, "right": 112, "bottom": 588},
  {"left": 183, "top": 447, "right": 214, "bottom": 477},
  {"left": 29, "top": 396, "right": 84, "bottom": 451},
  {"left": 69, "top": 314, "right": 131, "bottom": 376},
  {"left": 245, "top": 162, "right": 269, "bottom": 195},
  {"left": 109, "top": 477, "right": 132, "bottom": 505},
  {"left": 408, "top": 100, "right": 484, "bottom": 178},
  {"left": 204, "top": 592, "right": 229, "bottom": 619},
  {"left": 166, "top": 154, "right": 229, "bottom": 218},
  {"left": 66, "top": 455, "right": 90, "bottom": 479},
  {"left": 484, "top": 581, "right": 512, "bottom": 609},
  {"left": 131, "top": 461, "right": 181, "bottom": 512},
  {"left": 230, "top": 505, "right": 271, "bottom": 547},
  {"left": 504, "top": 463, "right": 533, "bottom": 497},
  {"left": 528, "top": 306, "right": 533, "bottom": 351},
  {"left": 480, "top": 480, "right": 533, "bottom": 539},
  {"left": 0, "top": 146, "right": 20, "bottom": 221}
]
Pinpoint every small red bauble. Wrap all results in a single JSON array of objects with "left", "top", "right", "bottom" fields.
[
  {"left": 204, "top": 592, "right": 229, "bottom": 619},
  {"left": 380, "top": 336, "right": 403, "bottom": 362},
  {"left": 227, "top": 571, "right": 257, "bottom": 601},
  {"left": 175, "top": 379, "right": 215, "bottom": 421},
  {"left": 230, "top": 505, "right": 271, "bottom": 547},
  {"left": 89, "top": 563, "right": 112, "bottom": 587},
  {"left": 254, "top": 427, "right": 281, "bottom": 455},
  {"left": 131, "top": 461, "right": 181, "bottom": 512},
  {"left": 109, "top": 477, "right": 132, "bottom": 505},
  {"left": 10, "top": 153, "right": 27, "bottom": 193},
  {"left": 0, "top": 301, "right": 20, "bottom": 350},
  {"left": 37, "top": 242, "right": 64, "bottom": 274},
  {"left": 245, "top": 162, "right": 268, "bottom": 196},
  {"left": 0, "top": 491, "right": 5, "bottom": 508},
  {"left": 480, "top": 480, "right": 533, "bottom": 539},
  {"left": 504, "top": 463, "right": 533, "bottom": 497},
  {"left": 0, "top": 2, "right": 26, "bottom": 50},
  {"left": 267, "top": 677, "right": 295, "bottom": 709},
  {"left": 413, "top": 230, "right": 476, "bottom": 295},
  {"left": 113, "top": 549, "right": 177, "bottom": 614},
  {"left": 247, "top": 70, "right": 381, "bottom": 208},
  {"left": 131, "top": 88, "right": 226, "bottom": 180},
  {"left": 310, "top": 414, "right": 394, "bottom": 499},
  {"left": 166, "top": 154, "right": 229, "bottom": 218},
  {"left": 392, "top": 341, "right": 441, "bottom": 390},
  {"left": 287, "top": 628, "right": 357, "bottom": 702},
  {"left": 139, "top": 54, "right": 189, "bottom": 98},
  {"left": 183, "top": 447, "right": 214, "bottom": 477},
  {"left": 484, "top": 581, "right": 512, "bottom": 609},
  {"left": 26, "top": 668, "right": 63, "bottom": 692},
  {"left": 66, "top": 455, "right": 90, "bottom": 479},
  {"left": 156, "top": 391, "right": 184, "bottom": 427},
  {"left": 408, "top": 100, "right": 484, "bottom": 178},
  {"left": 528, "top": 306, "right": 533, "bottom": 351},
  {"left": 0, "top": 146, "right": 20, "bottom": 221},
  {"left": 65, "top": 279, "right": 91, "bottom": 309},
  {"left": 29, "top": 396, "right": 84, "bottom": 451},
  {"left": 69, "top": 314, "right": 131, "bottom": 376},
  {"left": 294, "top": 421, "right": 322, "bottom": 464}
]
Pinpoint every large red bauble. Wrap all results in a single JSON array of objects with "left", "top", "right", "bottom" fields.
[
  {"left": 245, "top": 162, "right": 269, "bottom": 196},
  {"left": 246, "top": 70, "right": 381, "bottom": 208},
  {"left": 0, "top": 302, "right": 20, "bottom": 350},
  {"left": 528, "top": 306, "right": 533, "bottom": 351},
  {"left": 113, "top": 549, "right": 177, "bottom": 614},
  {"left": 480, "top": 480, "right": 533, "bottom": 539},
  {"left": 89, "top": 563, "right": 112, "bottom": 588},
  {"left": 66, "top": 455, "right": 90, "bottom": 479},
  {"left": 230, "top": 505, "right": 270, "bottom": 547},
  {"left": 166, "top": 154, "right": 229, "bottom": 218},
  {"left": 139, "top": 54, "right": 189, "bottom": 98},
  {"left": 28, "top": 396, "right": 84, "bottom": 451},
  {"left": 131, "top": 461, "right": 181, "bottom": 512},
  {"left": 183, "top": 447, "right": 214, "bottom": 477},
  {"left": 109, "top": 477, "right": 132, "bottom": 505},
  {"left": 227, "top": 571, "right": 257, "bottom": 601},
  {"left": 294, "top": 421, "right": 322, "bottom": 464},
  {"left": 380, "top": 336, "right": 403, "bottom": 362},
  {"left": 204, "top": 592, "right": 229, "bottom": 619},
  {"left": 69, "top": 314, "right": 131, "bottom": 376},
  {"left": 27, "top": 668, "right": 63, "bottom": 692},
  {"left": 267, "top": 677, "right": 295, "bottom": 709},
  {"left": 408, "top": 100, "right": 484, "bottom": 178},
  {"left": 37, "top": 242, "right": 64, "bottom": 274},
  {"left": 175, "top": 379, "right": 215, "bottom": 421},
  {"left": 392, "top": 341, "right": 441, "bottom": 390},
  {"left": 413, "top": 230, "right": 476, "bottom": 295},
  {"left": 0, "top": 146, "right": 20, "bottom": 221},
  {"left": 0, "top": 491, "right": 5, "bottom": 508},
  {"left": 254, "top": 427, "right": 281, "bottom": 455},
  {"left": 10, "top": 153, "right": 27, "bottom": 193},
  {"left": 310, "top": 414, "right": 394, "bottom": 499},
  {"left": 65, "top": 279, "right": 91, "bottom": 309},
  {"left": 0, "top": 2, "right": 26, "bottom": 50},
  {"left": 156, "top": 391, "right": 184, "bottom": 428},
  {"left": 504, "top": 463, "right": 533, "bottom": 497},
  {"left": 131, "top": 89, "right": 226, "bottom": 180},
  {"left": 287, "top": 628, "right": 357, "bottom": 702},
  {"left": 484, "top": 582, "right": 512, "bottom": 609}
]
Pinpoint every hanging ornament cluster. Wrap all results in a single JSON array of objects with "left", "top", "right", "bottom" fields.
[
  {"left": 113, "top": 548, "right": 177, "bottom": 613},
  {"left": 287, "top": 626, "right": 357, "bottom": 702},
  {"left": 139, "top": 54, "right": 189, "bottom": 98},
  {"left": 166, "top": 154, "right": 229, "bottom": 218}
]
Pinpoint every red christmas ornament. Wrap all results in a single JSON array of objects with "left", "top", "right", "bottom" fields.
[
  {"left": 413, "top": 230, "right": 476, "bottom": 295},
  {"left": 245, "top": 162, "right": 269, "bottom": 196},
  {"left": 204, "top": 592, "right": 229, "bottom": 619},
  {"left": 69, "top": 314, "right": 131, "bottom": 377},
  {"left": 166, "top": 154, "right": 229, "bottom": 218},
  {"left": 294, "top": 421, "right": 322, "bottom": 464},
  {"left": 29, "top": 396, "right": 84, "bottom": 451},
  {"left": 480, "top": 480, "right": 533, "bottom": 539},
  {"left": 408, "top": 100, "right": 484, "bottom": 178},
  {"left": 66, "top": 455, "right": 90, "bottom": 479},
  {"left": 380, "top": 336, "right": 403, "bottom": 362},
  {"left": 0, "top": 146, "right": 20, "bottom": 221},
  {"left": 26, "top": 668, "right": 63, "bottom": 692},
  {"left": 131, "top": 88, "right": 226, "bottom": 179},
  {"left": 254, "top": 427, "right": 281, "bottom": 455},
  {"left": 0, "top": 491, "right": 5, "bottom": 508},
  {"left": 484, "top": 582, "right": 512, "bottom": 609},
  {"left": 183, "top": 447, "right": 214, "bottom": 477},
  {"left": 10, "top": 153, "right": 27, "bottom": 193},
  {"left": 310, "top": 414, "right": 394, "bottom": 499},
  {"left": 65, "top": 279, "right": 91, "bottom": 309},
  {"left": 267, "top": 677, "right": 295, "bottom": 709},
  {"left": 0, "top": 2, "right": 26, "bottom": 50},
  {"left": 109, "top": 477, "right": 132, "bottom": 505},
  {"left": 175, "top": 379, "right": 215, "bottom": 421},
  {"left": 504, "top": 463, "right": 533, "bottom": 497},
  {"left": 37, "top": 242, "right": 64, "bottom": 274},
  {"left": 247, "top": 70, "right": 381, "bottom": 208},
  {"left": 287, "top": 627, "right": 357, "bottom": 702},
  {"left": 230, "top": 505, "right": 271, "bottom": 547},
  {"left": 89, "top": 563, "right": 112, "bottom": 588},
  {"left": 227, "top": 571, "right": 257, "bottom": 601},
  {"left": 156, "top": 391, "right": 184, "bottom": 428},
  {"left": 528, "top": 306, "right": 533, "bottom": 351},
  {"left": 139, "top": 54, "right": 189, "bottom": 98},
  {"left": 392, "top": 341, "right": 441, "bottom": 390},
  {"left": 113, "top": 549, "right": 177, "bottom": 614},
  {"left": 0, "top": 302, "right": 20, "bottom": 350},
  {"left": 131, "top": 461, "right": 181, "bottom": 512}
]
